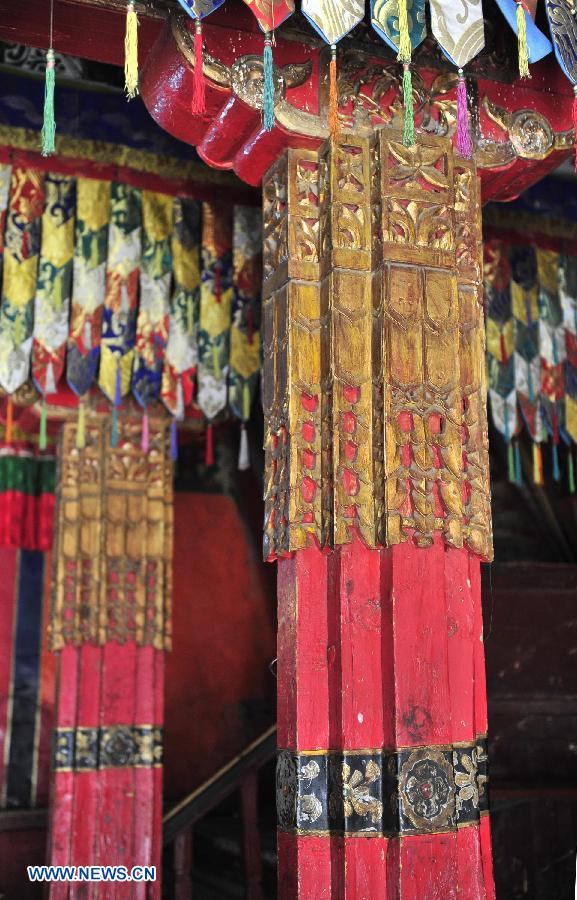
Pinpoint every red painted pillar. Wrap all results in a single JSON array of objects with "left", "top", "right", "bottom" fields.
[
  {"left": 264, "top": 132, "right": 494, "bottom": 897},
  {"left": 47, "top": 417, "right": 172, "bottom": 898}
]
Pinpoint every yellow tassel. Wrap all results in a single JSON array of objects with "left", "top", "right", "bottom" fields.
[
  {"left": 516, "top": 0, "right": 530, "bottom": 79},
  {"left": 124, "top": 0, "right": 139, "bottom": 99},
  {"left": 533, "top": 441, "right": 543, "bottom": 485},
  {"left": 397, "top": 0, "right": 412, "bottom": 63},
  {"left": 76, "top": 402, "right": 86, "bottom": 450},
  {"left": 243, "top": 382, "right": 251, "bottom": 421},
  {"left": 328, "top": 45, "right": 338, "bottom": 141}
]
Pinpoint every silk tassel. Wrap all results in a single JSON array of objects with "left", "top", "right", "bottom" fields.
[
  {"left": 191, "top": 19, "right": 206, "bottom": 116},
  {"left": 402, "top": 64, "right": 415, "bottom": 147},
  {"left": 45, "top": 359, "right": 56, "bottom": 395},
  {"left": 515, "top": 0, "right": 530, "bottom": 78},
  {"left": 41, "top": 48, "right": 56, "bottom": 157},
  {"left": 39, "top": 402, "right": 47, "bottom": 451},
  {"left": 170, "top": 418, "right": 178, "bottom": 462},
  {"left": 205, "top": 422, "right": 214, "bottom": 466},
  {"left": 507, "top": 441, "right": 515, "bottom": 483},
  {"left": 111, "top": 360, "right": 121, "bottom": 448},
  {"left": 569, "top": 450, "right": 576, "bottom": 494},
  {"left": 514, "top": 440, "right": 522, "bottom": 485},
  {"left": 457, "top": 70, "right": 472, "bottom": 159},
  {"left": 76, "top": 402, "right": 86, "bottom": 450},
  {"left": 329, "top": 45, "right": 338, "bottom": 141},
  {"left": 5, "top": 398, "right": 13, "bottom": 445},
  {"left": 142, "top": 409, "right": 149, "bottom": 453},
  {"left": 263, "top": 34, "right": 275, "bottom": 132},
  {"left": 238, "top": 423, "right": 250, "bottom": 471},
  {"left": 533, "top": 442, "right": 543, "bottom": 485},
  {"left": 124, "top": 0, "right": 139, "bottom": 99},
  {"left": 552, "top": 441, "right": 561, "bottom": 482}
]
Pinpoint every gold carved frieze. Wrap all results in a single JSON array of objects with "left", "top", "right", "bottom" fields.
[
  {"left": 50, "top": 416, "right": 173, "bottom": 650},
  {"left": 262, "top": 130, "right": 492, "bottom": 561}
]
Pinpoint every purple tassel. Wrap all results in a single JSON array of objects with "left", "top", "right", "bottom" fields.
[
  {"left": 170, "top": 418, "right": 178, "bottom": 462},
  {"left": 456, "top": 70, "right": 472, "bottom": 159}
]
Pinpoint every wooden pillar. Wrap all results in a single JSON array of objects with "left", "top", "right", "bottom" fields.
[
  {"left": 263, "top": 132, "right": 494, "bottom": 898},
  {"left": 47, "top": 416, "right": 172, "bottom": 899}
]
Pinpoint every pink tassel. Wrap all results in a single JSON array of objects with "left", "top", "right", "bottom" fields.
[
  {"left": 191, "top": 19, "right": 206, "bottom": 115},
  {"left": 457, "top": 70, "right": 472, "bottom": 159}
]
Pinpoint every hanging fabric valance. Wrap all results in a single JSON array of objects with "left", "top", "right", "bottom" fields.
[
  {"left": 0, "top": 164, "right": 262, "bottom": 451},
  {"left": 484, "top": 201, "right": 577, "bottom": 490}
]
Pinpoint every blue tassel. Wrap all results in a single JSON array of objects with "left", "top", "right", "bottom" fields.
[
  {"left": 514, "top": 441, "right": 522, "bottom": 485},
  {"left": 263, "top": 35, "right": 275, "bottom": 132},
  {"left": 111, "top": 406, "right": 119, "bottom": 448},
  {"left": 114, "top": 360, "right": 122, "bottom": 407},
  {"left": 552, "top": 442, "right": 561, "bottom": 482},
  {"left": 171, "top": 418, "right": 178, "bottom": 462}
]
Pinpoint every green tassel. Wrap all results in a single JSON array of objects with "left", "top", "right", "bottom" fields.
[
  {"left": 507, "top": 442, "right": 515, "bottom": 483},
  {"left": 263, "top": 35, "right": 275, "bottom": 132},
  {"left": 39, "top": 402, "right": 47, "bottom": 451},
  {"left": 514, "top": 441, "right": 522, "bottom": 485},
  {"left": 569, "top": 451, "right": 575, "bottom": 494},
  {"left": 41, "top": 49, "right": 56, "bottom": 157},
  {"left": 402, "top": 64, "right": 415, "bottom": 148}
]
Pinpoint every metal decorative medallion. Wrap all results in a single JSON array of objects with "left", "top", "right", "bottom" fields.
[
  {"left": 53, "top": 725, "right": 163, "bottom": 772},
  {"left": 276, "top": 739, "right": 488, "bottom": 836}
]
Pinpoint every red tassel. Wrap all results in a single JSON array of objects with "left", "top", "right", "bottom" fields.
[
  {"left": 457, "top": 70, "right": 473, "bottom": 159},
  {"left": 500, "top": 333, "right": 507, "bottom": 363},
  {"left": 214, "top": 263, "right": 221, "bottom": 303},
  {"left": 573, "top": 86, "right": 577, "bottom": 171},
  {"left": 192, "top": 19, "right": 206, "bottom": 116},
  {"left": 205, "top": 423, "right": 214, "bottom": 466}
]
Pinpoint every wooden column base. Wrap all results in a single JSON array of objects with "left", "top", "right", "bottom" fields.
[
  {"left": 276, "top": 538, "right": 494, "bottom": 899},
  {"left": 48, "top": 644, "right": 164, "bottom": 899}
]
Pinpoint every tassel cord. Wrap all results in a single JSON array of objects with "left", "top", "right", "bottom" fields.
[
  {"left": 456, "top": 70, "right": 473, "bottom": 160},
  {"left": 124, "top": 0, "right": 139, "bottom": 98},
  {"left": 263, "top": 34, "right": 275, "bottom": 132},
  {"left": 42, "top": 48, "right": 56, "bottom": 157},
  {"left": 402, "top": 64, "right": 415, "bottom": 148},
  {"left": 328, "top": 45, "right": 338, "bottom": 141},
  {"left": 515, "top": 0, "right": 530, "bottom": 79},
  {"left": 191, "top": 19, "right": 206, "bottom": 116}
]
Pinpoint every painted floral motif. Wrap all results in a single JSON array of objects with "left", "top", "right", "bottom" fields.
[{"left": 342, "top": 760, "right": 382, "bottom": 824}]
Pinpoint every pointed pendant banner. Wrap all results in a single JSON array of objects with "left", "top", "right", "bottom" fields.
[
  {"left": 241, "top": 0, "right": 294, "bottom": 31},
  {"left": 229, "top": 206, "right": 262, "bottom": 423},
  {"left": 98, "top": 182, "right": 141, "bottom": 403},
  {"left": 32, "top": 174, "right": 75, "bottom": 397},
  {"left": 301, "top": 0, "right": 364, "bottom": 44},
  {"left": 174, "top": 0, "right": 225, "bottom": 20},
  {"left": 371, "top": 0, "right": 426, "bottom": 53},
  {"left": 545, "top": 0, "right": 577, "bottom": 82},
  {"left": 132, "top": 191, "right": 172, "bottom": 409},
  {"left": 67, "top": 178, "right": 111, "bottom": 397},
  {"left": 429, "top": 0, "right": 485, "bottom": 67},
  {"left": 197, "top": 202, "right": 233, "bottom": 423},
  {"left": 0, "top": 169, "right": 44, "bottom": 394},
  {"left": 161, "top": 198, "right": 201, "bottom": 417}
]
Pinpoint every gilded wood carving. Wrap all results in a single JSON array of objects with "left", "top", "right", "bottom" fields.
[
  {"left": 263, "top": 130, "right": 492, "bottom": 560},
  {"left": 50, "top": 416, "right": 173, "bottom": 650}
]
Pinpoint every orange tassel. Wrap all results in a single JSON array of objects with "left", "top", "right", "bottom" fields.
[
  {"left": 5, "top": 397, "right": 13, "bottom": 445},
  {"left": 192, "top": 19, "right": 206, "bottom": 116},
  {"left": 328, "top": 44, "right": 338, "bottom": 141}
]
